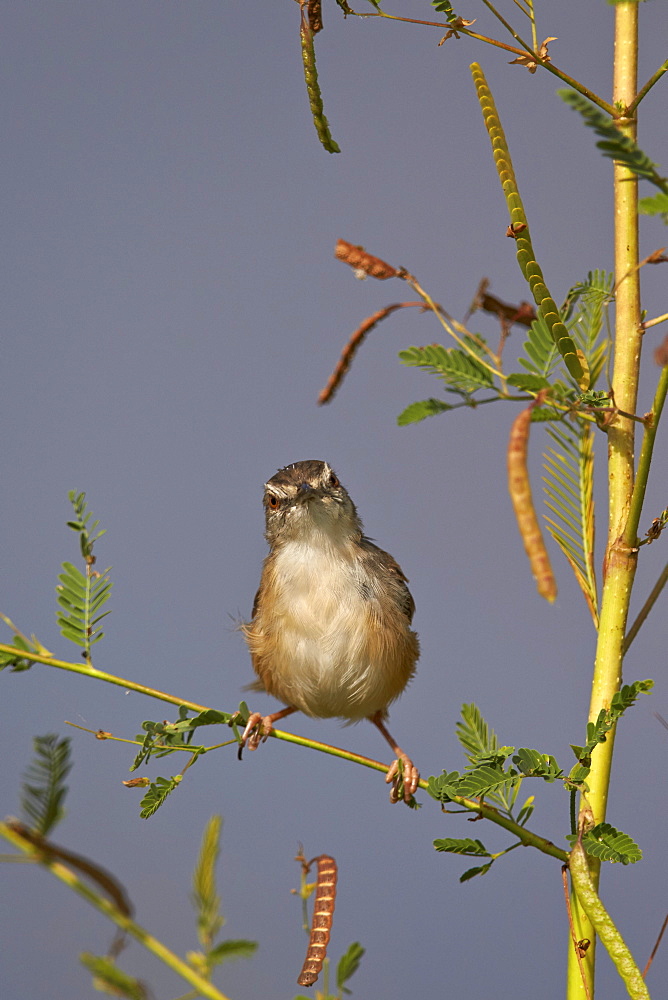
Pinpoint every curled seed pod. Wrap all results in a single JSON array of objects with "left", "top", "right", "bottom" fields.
[
  {"left": 334, "top": 239, "right": 398, "bottom": 279},
  {"left": 508, "top": 399, "right": 557, "bottom": 602},
  {"left": 319, "top": 302, "right": 422, "bottom": 404},
  {"left": 307, "top": 0, "right": 323, "bottom": 34},
  {"left": 297, "top": 855, "right": 338, "bottom": 987}
]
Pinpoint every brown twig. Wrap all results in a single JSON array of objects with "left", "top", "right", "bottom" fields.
[
  {"left": 562, "top": 865, "right": 594, "bottom": 1000},
  {"left": 642, "top": 912, "right": 668, "bottom": 979},
  {"left": 318, "top": 302, "right": 424, "bottom": 404}
]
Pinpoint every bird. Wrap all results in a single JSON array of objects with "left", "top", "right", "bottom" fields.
[{"left": 240, "top": 459, "right": 419, "bottom": 802}]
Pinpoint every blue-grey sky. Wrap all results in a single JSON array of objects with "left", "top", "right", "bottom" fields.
[{"left": 2, "top": 3, "right": 667, "bottom": 998}]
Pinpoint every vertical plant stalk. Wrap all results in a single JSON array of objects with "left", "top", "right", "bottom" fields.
[{"left": 568, "top": 5, "right": 641, "bottom": 999}]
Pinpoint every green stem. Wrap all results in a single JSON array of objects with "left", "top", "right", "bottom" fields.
[
  {"left": 0, "top": 645, "right": 568, "bottom": 864},
  {"left": 569, "top": 843, "right": 650, "bottom": 1000},
  {"left": 0, "top": 822, "right": 232, "bottom": 1000},
  {"left": 568, "top": 5, "right": 641, "bottom": 998},
  {"left": 0, "top": 645, "right": 211, "bottom": 712}
]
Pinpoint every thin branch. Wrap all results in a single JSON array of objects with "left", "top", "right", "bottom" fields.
[
  {"left": 0, "top": 645, "right": 570, "bottom": 863},
  {"left": 642, "top": 912, "right": 668, "bottom": 979},
  {"left": 626, "top": 363, "right": 668, "bottom": 548},
  {"left": 355, "top": 11, "right": 614, "bottom": 113},
  {"left": 623, "top": 562, "right": 668, "bottom": 654},
  {"left": 628, "top": 59, "right": 668, "bottom": 116}
]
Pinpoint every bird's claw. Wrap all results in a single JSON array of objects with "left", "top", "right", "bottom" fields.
[
  {"left": 238, "top": 712, "right": 274, "bottom": 757},
  {"left": 386, "top": 754, "right": 420, "bottom": 804}
]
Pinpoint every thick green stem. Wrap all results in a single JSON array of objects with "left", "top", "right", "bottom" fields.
[{"left": 568, "top": 5, "right": 641, "bottom": 998}]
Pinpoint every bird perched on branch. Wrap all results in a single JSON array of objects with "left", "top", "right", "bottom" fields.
[{"left": 240, "top": 460, "right": 419, "bottom": 802}]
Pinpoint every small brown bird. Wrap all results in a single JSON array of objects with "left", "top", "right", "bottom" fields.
[{"left": 241, "top": 460, "right": 419, "bottom": 802}]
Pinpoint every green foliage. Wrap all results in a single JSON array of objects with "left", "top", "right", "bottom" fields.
[
  {"left": 66, "top": 489, "right": 107, "bottom": 561},
  {"left": 560, "top": 90, "right": 668, "bottom": 193},
  {"left": 204, "top": 939, "right": 258, "bottom": 967},
  {"left": 56, "top": 560, "right": 112, "bottom": 655},
  {"left": 456, "top": 703, "right": 514, "bottom": 769},
  {"left": 433, "top": 837, "right": 490, "bottom": 857},
  {"left": 80, "top": 954, "right": 147, "bottom": 1000},
  {"left": 430, "top": 705, "right": 568, "bottom": 825},
  {"left": 396, "top": 397, "right": 453, "bottom": 425},
  {"left": 543, "top": 421, "right": 599, "bottom": 625},
  {"left": 21, "top": 734, "right": 72, "bottom": 836},
  {"left": 431, "top": 0, "right": 458, "bottom": 21},
  {"left": 639, "top": 192, "right": 668, "bottom": 220},
  {"left": 192, "top": 815, "right": 224, "bottom": 949},
  {"left": 562, "top": 270, "right": 612, "bottom": 387},
  {"left": 459, "top": 861, "right": 494, "bottom": 882},
  {"left": 56, "top": 491, "right": 112, "bottom": 659},
  {"left": 507, "top": 372, "right": 550, "bottom": 392},
  {"left": 569, "top": 680, "right": 653, "bottom": 779},
  {"left": 336, "top": 941, "right": 365, "bottom": 994},
  {"left": 0, "top": 614, "right": 47, "bottom": 671},
  {"left": 139, "top": 776, "right": 181, "bottom": 819},
  {"left": 511, "top": 748, "right": 562, "bottom": 781},
  {"left": 187, "top": 814, "right": 258, "bottom": 979},
  {"left": 131, "top": 706, "right": 231, "bottom": 770},
  {"left": 517, "top": 314, "right": 561, "bottom": 380},
  {"left": 398, "top": 341, "right": 494, "bottom": 398},
  {"left": 567, "top": 824, "right": 642, "bottom": 865}
]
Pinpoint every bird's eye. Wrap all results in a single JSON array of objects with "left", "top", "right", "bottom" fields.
[
  {"left": 328, "top": 473, "right": 340, "bottom": 488},
  {"left": 268, "top": 495, "right": 280, "bottom": 509}
]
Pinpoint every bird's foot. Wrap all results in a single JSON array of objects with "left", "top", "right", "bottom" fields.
[
  {"left": 386, "top": 754, "right": 420, "bottom": 804},
  {"left": 238, "top": 712, "right": 274, "bottom": 756}
]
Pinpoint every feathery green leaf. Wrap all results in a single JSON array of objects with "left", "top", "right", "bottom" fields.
[
  {"left": 21, "top": 734, "right": 72, "bottom": 836},
  {"left": 397, "top": 397, "right": 454, "bottom": 425},
  {"left": 559, "top": 90, "right": 668, "bottom": 193},
  {"left": 192, "top": 815, "right": 224, "bottom": 949},
  {"left": 337, "top": 942, "right": 365, "bottom": 991},
  {"left": 567, "top": 824, "right": 642, "bottom": 865},
  {"left": 80, "top": 955, "right": 147, "bottom": 1000},
  {"left": 639, "top": 192, "right": 668, "bottom": 220},
  {"left": 207, "top": 939, "right": 258, "bottom": 966},
  {"left": 433, "top": 838, "right": 490, "bottom": 857},
  {"left": 542, "top": 421, "right": 599, "bottom": 625},
  {"left": 399, "top": 342, "right": 494, "bottom": 397},
  {"left": 139, "top": 775, "right": 181, "bottom": 818}
]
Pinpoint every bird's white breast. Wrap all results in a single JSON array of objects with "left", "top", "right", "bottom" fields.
[{"left": 259, "top": 538, "right": 411, "bottom": 719}]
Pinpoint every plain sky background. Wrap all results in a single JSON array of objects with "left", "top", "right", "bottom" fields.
[{"left": 2, "top": 2, "right": 667, "bottom": 998}]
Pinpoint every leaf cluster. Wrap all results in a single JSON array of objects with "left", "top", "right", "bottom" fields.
[
  {"left": 130, "top": 706, "right": 236, "bottom": 819},
  {"left": 568, "top": 680, "right": 653, "bottom": 785},
  {"left": 428, "top": 698, "right": 650, "bottom": 879},
  {"left": 566, "top": 824, "right": 642, "bottom": 866}
]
